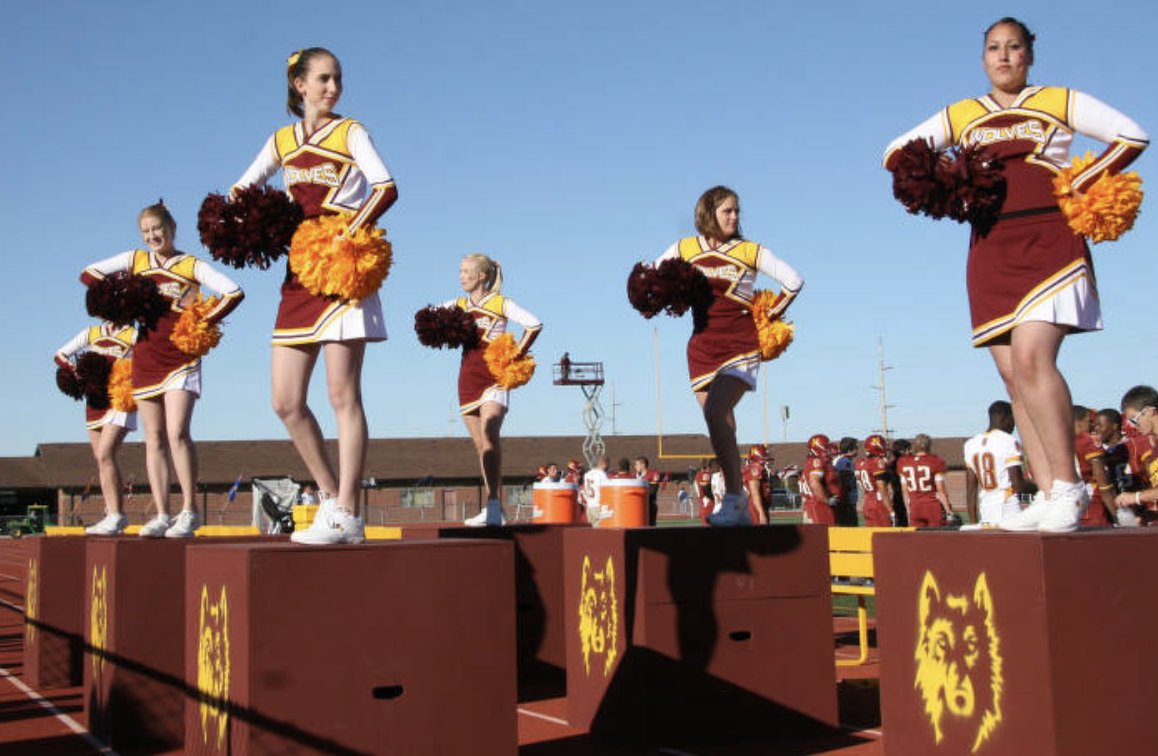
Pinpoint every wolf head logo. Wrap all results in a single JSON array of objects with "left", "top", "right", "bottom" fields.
[
  {"left": 914, "top": 571, "right": 1003, "bottom": 753},
  {"left": 197, "top": 584, "right": 231, "bottom": 751},
  {"left": 25, "top": 558, "right": 38, "bottom": 645},
  {"left": 89, "top": 565, "right": 108, "bottom": 681},
  {"left": 578, "top": 554, "right": 619, "bottom": 677}
]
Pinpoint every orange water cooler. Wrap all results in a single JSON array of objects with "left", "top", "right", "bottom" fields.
[
  {"left": 594, "top": 478, "right": 649, "bottom": 528},
  {"left": 531, "top": 481, "right": 580, "bottom": 524}
]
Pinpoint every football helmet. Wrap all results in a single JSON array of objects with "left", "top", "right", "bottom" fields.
[
  {"left": 749, "top": 444, "right": 768, "bottom": 461},
  {"left": 807, "top": 434, "right": 830, "bottom": 458},
  {"left": 864, "top": 434, "right": 887, "bottom": 457}
]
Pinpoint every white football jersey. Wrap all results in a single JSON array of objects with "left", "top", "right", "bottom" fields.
[{"left": 963, "top": 430, "right": 1023, "bottom": 524}]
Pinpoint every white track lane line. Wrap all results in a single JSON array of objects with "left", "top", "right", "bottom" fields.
[
  {"left": 516, "top": 707, "right": 571, "bottom": 726},
  {"left": 0, "top": 665, "right": 118, "bottom": 754}
]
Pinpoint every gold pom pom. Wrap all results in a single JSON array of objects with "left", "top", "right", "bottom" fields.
[
  {"left": 484, "top": 333, "right": 536, "bottom": 389},
  {"left": 1053, "top": 151, "right": 1144, "bottom": 243},
  {"left": 289, "top": 213, "right": 393, "bottom": 301},
  {"left": 109, "top": 359, "right": 136, "bottom": 412},
  {"left": 751, "top": 289, "right": 795, "bottom": 362},
  {"left": 171, "top": 296, "right": 223, "bottom": 356}
]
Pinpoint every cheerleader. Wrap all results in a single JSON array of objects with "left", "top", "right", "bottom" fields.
[
  {"left": 655, "top": 186, "right": 803, "bottom": 526},
  {"left": 451, "top": 255, "right": 541, "bottom": 526},
  {"left": 884, "top": 17, "right": 1148, "bottom": 532},
  {"left": 232, "top": 47, "right": 397, "bottom": 545},
  {"left": 81, "top": 203, "right": 244, "bottom": 537},
  {"left": 54, "top": 323, "right": 137, "bottom": 535}
]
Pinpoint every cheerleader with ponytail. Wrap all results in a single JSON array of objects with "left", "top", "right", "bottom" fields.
[
  {"left": 418, "top": 254, "right": 541, "bottom": 526},
  {"left": 231, "top": 47, "right": 399, "bottom": 544}
]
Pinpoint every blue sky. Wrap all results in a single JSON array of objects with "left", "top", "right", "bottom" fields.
[{"left": 3, "top": 0, "right": 1156, "bottom": 458}]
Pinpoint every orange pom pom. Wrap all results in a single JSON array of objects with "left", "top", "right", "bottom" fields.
[
  {"left": 751, "top": 289, "right": 795, "bottom": 362},
  {"left": 1053, "top": 151, "right": 1144, "bottom": 243},
  {"left": 109, "top": 359, "right": 136, "bottom": 412},
  {"left": 484, "top": 333, "right": 536, "bottom": 389},
  {"left": 289, "top": 213, "right": 393, "bottom": 301},
  {"left": 171, "top": 296, "right": 223, "bottom": 356}
]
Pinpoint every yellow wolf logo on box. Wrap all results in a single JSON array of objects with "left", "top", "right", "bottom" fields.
[
  {"left": 915, "top": 571, "right": 1003, "bottom": 753},
  {"left": 578, "top": 554, "right": 619, "bottom": 677},
  {"left": 25, "top": 558, "right": 38, "bottom": 645},
  {"left": 90, "top": 564, "right": 108, "bottom": 681},
  {"left": 198, "top": 584, "right": 231, "bottom": 751}
]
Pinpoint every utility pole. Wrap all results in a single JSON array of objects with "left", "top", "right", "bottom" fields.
[{"left": 871, "top": 337, "right": 895, "bottom": 438}]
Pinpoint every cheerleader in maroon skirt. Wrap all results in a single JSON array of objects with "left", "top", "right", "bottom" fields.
[
  {"left": 655, "top": 187, "right": 804, "bottom": 526},
  {"left": 54, "top": 323, "right": 137, "bottom": 535},
  {"left": 884, "top": 17, "right": 1148, "bottom": 532},
  {"left": 449, "top": 254, "right": 541, "bottom": 526},
  {"left": 233, "top": 47, "right": 398, "bottom": 545},
  {"left": 81, "top": 203, "right": 244, "bottom": 537}
]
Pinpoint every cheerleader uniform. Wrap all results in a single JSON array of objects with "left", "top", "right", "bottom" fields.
[
  {"left": 450, "top": 293, "right": 542, "bottom": 415},
  {"left": 81, "top": 251, "right": 243, "bottom": 399},
  {"left": 884, "top": 87, "right": 1148, "bottom": 346},
  {"left": 655, "top": 237, "right": 803, "bottom": 392},
  {"left": 234, "top": 117, "right": 396, "bottom": 345},
  {"left": 55, "top": 323, "right": 138, "bottom": 431}
]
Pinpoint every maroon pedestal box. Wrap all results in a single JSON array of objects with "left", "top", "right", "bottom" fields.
[
  {"left": 183, "top": 539, "right": 518, "bottom": 755},
  {"left": 440, "top": 525, "right": 574, "bottom": 700},
  {"left": 83, "top": 536, "right": 270, "bottom": 754},
  {"left": 876, "top": 530, "right": 1158, "bottom": 756},
  {"left": 564, "top": 526, "right": 838, "bottom": 743},
  {"left": 84, "top": 537, "right": 199, "bottom": 753},
  {"left": 24, "top": 536, "right": 86, "bottom": 689}
]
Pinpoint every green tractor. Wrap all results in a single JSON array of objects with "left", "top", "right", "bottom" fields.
[{"left": 6, "top": 504, "right": 50, "bottom": 538}]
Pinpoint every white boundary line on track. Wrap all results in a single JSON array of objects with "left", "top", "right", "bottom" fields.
[
  {"left": 516, "top": 706, "right": 571, "bottom": 726},
  {"left": 0, "top": 665, "right": 118, "bottom": 755},
  {"left": 0, "top": 602, "right": 116, "bottom": 754}
]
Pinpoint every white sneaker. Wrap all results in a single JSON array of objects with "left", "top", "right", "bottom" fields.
[
  {"left": 139, "top": 513, "right": 173, "bottom": 538},
  {"left": 165, "top": 509, "right": 200, "bottom": 538},
  {"left": 708, "top": 492, "right": 752, "bottom": 527},
  {"left": 86, "top": 513, "right": 128, "bottom": 535},
  {"left": 1039, "top": 482, "right": 1088, "bottom": 533},
  {"left": 291, "top": 500, "right": 365, "bottom": 544},
  {"left": 465, "top": 500, "right": 506, "bottom": 527},
  {"left": 999, "top": 491, "right": 1048, "bottom": 532}
]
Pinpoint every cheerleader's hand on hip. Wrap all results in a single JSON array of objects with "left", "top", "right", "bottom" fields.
[{"left": 766, "top": 290, "right": 796, "bottom": 319}]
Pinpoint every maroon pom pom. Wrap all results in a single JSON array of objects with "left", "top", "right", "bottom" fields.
[
  {"left": 75, "top": 352, "right": 112, "bottom": 409},
  {"left": 414, "top": 305, "right": 479, "bottom": 349},
  {"left": 891, "top": 139, "right": 1006, "bottom": 230},
  {"left": 941, "top": 143, "right": 1006, "bottom": 231},
  {"left": 85, "top": 272, "right": 169, "bottom": 333},
  {"left": 891, "top": 138, "right": 953, "bottom": 219},
  {"left": 198, "top": 186, "right": 304, "bottom": 270},
  {"left": 627, "top": 262, "right": 667, "bottom": 318},
  {"left": 657, "top": 258, "right": 712, "bottom": 319},
  {"left": 56, "top": 365, "right": 84, "bottom": 400},
  {"left": 627, "top": 259, "right": 713, "bottom": 320}
]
